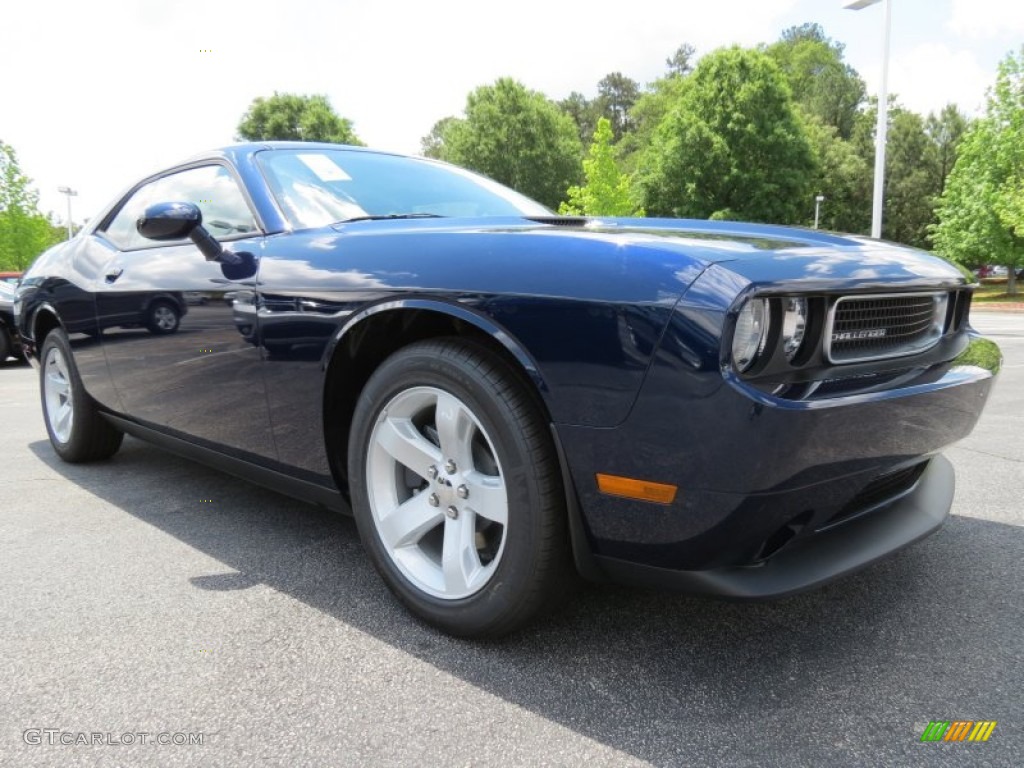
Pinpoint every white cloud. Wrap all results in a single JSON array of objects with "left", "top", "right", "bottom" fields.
[
  {"left": 948, "top": 0, "right": 1024, "bottom": 39},
  {"left": 1, "top": 0, "right": 1003, "bottom": 224},
  {"left": 2, "top": 0, "right": 801, "bottom": 220},
  {"left": 886, "top": 42, "right": 992, "bottom": 117}
]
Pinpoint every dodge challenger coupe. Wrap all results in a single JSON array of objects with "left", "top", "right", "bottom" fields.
[{"left": 16, "top": 142, "right": 998, "bottom": 637}]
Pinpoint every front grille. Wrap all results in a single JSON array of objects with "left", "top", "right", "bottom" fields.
[
  {"left": 817, "top": 461, "right": 928, "bottom": 531},
  {"left": 826, "top": 293, "right": 947, "bottom": 363}
]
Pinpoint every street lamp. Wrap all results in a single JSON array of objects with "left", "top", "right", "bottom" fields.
[
  {"left": 814, "top": 195, "right": 825, "bottom": 230},
  {"left": 57, "top": 186, "right": 78, "bottom": 240},
  {"left": 846, "top": 0, "right": 892, "bottom": 239}
]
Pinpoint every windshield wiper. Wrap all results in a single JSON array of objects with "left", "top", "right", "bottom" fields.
[{"left": 337, "top": 213, "right": 446, "bottom": 223}]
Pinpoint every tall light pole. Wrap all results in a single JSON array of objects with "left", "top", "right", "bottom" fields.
[
  {"left": 846, "top": 0, "right": 892, "bottom": 239},
  {"left": 814, "top": 195, "right": 825, "bottom": 230},
  {"left": 57, "top": 186, "right": 78, "bottom": 240}
]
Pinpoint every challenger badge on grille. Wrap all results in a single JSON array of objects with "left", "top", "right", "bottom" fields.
[{"left": 833, "top": 328, "right": 888, "bottom": 342}]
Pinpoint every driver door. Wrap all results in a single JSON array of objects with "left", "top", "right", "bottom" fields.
[{"left": 92, "top": 163, "right": 276, "bottom": 462}]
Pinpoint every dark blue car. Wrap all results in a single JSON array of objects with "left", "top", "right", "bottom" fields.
[{"left": 16, "top": 143, "right": 998, "bottom": 637}]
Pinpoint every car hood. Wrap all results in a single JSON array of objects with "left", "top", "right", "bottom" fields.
[{"left": 314, "top": 216, "right": 968, "bottom": 302}]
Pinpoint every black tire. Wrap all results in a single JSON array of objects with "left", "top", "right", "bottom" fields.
[
  {"left": 39, "top": 329, "right": 124, "bottom": 462},
  {"left": 0, "top": 326, "right": 11, "bottom": 361},
  {"left": 146, "top": 300, "right": 180, "bottom": 334},
  {"left": 348, "top": 338, "right": 573, "bottom": 638}
]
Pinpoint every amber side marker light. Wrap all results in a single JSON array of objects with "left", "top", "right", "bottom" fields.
[{"left": 596, "top": 474, "right": 678, "bottom": 504}]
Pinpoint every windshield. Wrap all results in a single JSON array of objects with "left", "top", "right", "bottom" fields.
[{"left": 257, "top": 149, "right": 550, "bottom": 229}]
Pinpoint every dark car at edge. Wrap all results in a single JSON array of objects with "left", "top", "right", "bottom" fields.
[
  {"left": 1, "top": 280, "right": 25, "bottom": 362},
  {"left": 15, "top": 142, "right": 999, "bottom": 636}
]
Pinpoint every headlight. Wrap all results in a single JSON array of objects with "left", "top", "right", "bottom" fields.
[
  {"left": 732, "top": 298, "right": 770, "bottom": 372},
  {"left": 782, "top": 297, "right": 807, "bottom": 361}
]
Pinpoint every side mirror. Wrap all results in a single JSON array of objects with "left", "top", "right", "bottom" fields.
[
  {"left": 137, "top": 201, "right": 202, "bottom": 241},
  {"left": 137, "top": 202, "right": 240, "bottom": 266}
]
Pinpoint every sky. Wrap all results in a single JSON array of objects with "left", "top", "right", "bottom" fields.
[{"left": 2, "top": 0, "right": 1022, "bottom": 223}]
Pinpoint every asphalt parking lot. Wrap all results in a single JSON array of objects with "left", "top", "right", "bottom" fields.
[{"left": 2, "top": 313, "right": 1022, "bottom": 768}]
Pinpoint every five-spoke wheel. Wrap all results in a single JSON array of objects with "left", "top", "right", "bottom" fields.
[
  {"left": 366, "top": 386, "right": 508, "bottom": 600},
  {"left": 43, "top": 344, "right": 74, "bottom": 444},
  {"left": 349, "top": 339, "right": 571, "bottom": 637},
  {"left": 39, "top": 329, "right": 123, "bottom": 462}
]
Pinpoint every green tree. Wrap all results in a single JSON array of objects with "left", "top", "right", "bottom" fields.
[
  {"left": 882, "top": 109, "right": 937, "bottom": 248},
  {"left": 637, "top": 46, "right": 815, "bottom": 223},
  {"left": 435, "top": 78, "right": 582, "bottom": 209},
  {"left": 595, "top": 72, "right": 641, "bottom": 142},
  {"left": 933, "top": 48, "right": 1024, "bottom": 294},
  {"left": 560, "top": 117, "right": 643, "bottom": 216},
  {"left": 617, "top": 73, "right": 688, "bottom": 173},
  {"left": 558, "top": 91, "right": 599, "bottom": 146},
  {"left": 846, "top": 100, "right": 961, "bottom": 247},
  {"left": 421, "top": 116, "right": 462, "bottom": 159},
  {"left": 925, "top": 104, "right": 969, "bottom": 194},
  {"left": 665, "top": 43, "right": 697, "bottom": 78},
  {"left": 236, "top": 92, "right": 362, "bottom": 144},
  {"left": 0, "top": 141, "right": 62, "bottom": 270},
  {"left": 803, "top": 117, "right": 871, "bottom": 233},
  {"left": 766, "top": 24, "right": 866, "bottom": 140}
]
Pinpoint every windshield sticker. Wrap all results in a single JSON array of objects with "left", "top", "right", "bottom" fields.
[{"left": 297, "top": 154, "right": 352, "bottom": 182}]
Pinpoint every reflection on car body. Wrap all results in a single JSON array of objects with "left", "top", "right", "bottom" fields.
[{"left": 15, "top": 142, "right": 998, "bottom": 637}]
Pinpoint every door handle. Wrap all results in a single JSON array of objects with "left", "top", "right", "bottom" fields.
[{"left": 105, "top": 268, "right": 124, "bottom": 283}]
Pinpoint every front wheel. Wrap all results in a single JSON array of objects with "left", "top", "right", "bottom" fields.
[
  {"left": 40, "top": 329, "right": 124, "bottom": 462},
  {"left": 348, "top": 339, "right": 572, "bottom": 637}
]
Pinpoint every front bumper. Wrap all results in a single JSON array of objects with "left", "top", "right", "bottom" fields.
[
  {"left": 593, "top": 454, "right": 953, "bottom": 598},
  {"left": 555, "top": 311, "right": 996, "bottom": 592}
]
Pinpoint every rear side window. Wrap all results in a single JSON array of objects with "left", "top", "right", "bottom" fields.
[{"left": 102, "top": 165, "right": 258, "bottom": 251}]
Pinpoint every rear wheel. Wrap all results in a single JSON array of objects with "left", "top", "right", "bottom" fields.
[
  {"left": 146, "top": 301, "right": 180, "bottom": 334},
  {"left": 40, "top": 329, "right": 123, "bottom": 462},
  {"left": 0, "top": 327, "right": 11, "bottom": 361},
  {"left": 348, "top": 339, "right": 572, "bottom": 637}
]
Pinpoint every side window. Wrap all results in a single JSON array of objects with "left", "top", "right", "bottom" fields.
[{"left": 102, "top": 165, "right": 258, "bottom": 251}]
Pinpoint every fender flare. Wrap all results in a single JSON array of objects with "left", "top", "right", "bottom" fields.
[{"left": 322, "top": 296, "right": 551, "bottom": 397}]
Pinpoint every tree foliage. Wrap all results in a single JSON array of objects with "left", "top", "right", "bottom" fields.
[
  {"left": 803, "top": 117, "right": 871, "bottom": 233},
  {"left": 421, "top": 116, "right": 461, "bottom": 159},
  {"left": 0, "top": 141, "right": 62, "bottom": 271},
  {"left": 560, "top": 118, "right": 643, "bottom": 217},
  {"left": 933, "top": 47, "right": 1024, "bottom": 293},
  {"left": 637, "top": 47, "right": 815, "bottom": 223},
  {"left": 666, "top": 44, "right": 697, "bottom": 78},
  {"left": 595, "top": 72, "right": 640, "bottom": 142},
  {"left": 428, "top": 78, "right": 582, "bottom": 209},
  {"left": 236, "top": 92, "right": 362, "bottom": 145},
  {"left": 766, "top": 24, "right": 865, "bottom": 140},
  {"left": 558, "top": 91, "right": 598, "bottom": 146},
  {"left": 925, "top": 104, "right": 969, "bottom": 192},
  {"left": 881, "top": 108, "right": 939, "bottom": 248}
]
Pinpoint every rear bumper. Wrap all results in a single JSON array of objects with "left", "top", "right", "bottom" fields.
[{"left": 594, "top": 454, "right": 953, "bottom": 598}]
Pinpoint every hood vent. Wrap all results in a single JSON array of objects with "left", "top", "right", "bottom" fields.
[{"left": 524, "top": 216, "right": 589, "bottom": 227}]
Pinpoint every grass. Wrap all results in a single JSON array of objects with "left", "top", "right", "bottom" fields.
[{"left": 972, "top": 282, "right": 1024, "bottom": 303}]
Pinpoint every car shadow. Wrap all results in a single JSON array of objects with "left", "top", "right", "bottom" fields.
[{"left": 28, "top": 437, "right": 1021, "bottom": 765}]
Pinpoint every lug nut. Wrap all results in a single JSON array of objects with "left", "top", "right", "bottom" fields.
[
  {"left": 427, "top": 465, "right": 439, "bottom": 480},
  {"left": 445, "top": 459, "right": 457, "bottom": 474},
  {"left": 446, "top": 505, "right": 459, "bottom": 519},
  {"left": 456, "top": 485, "right": 468, "bottom": 499},
  {"left": 428, "top": 493, "right": 439, "bottom": 507}
]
